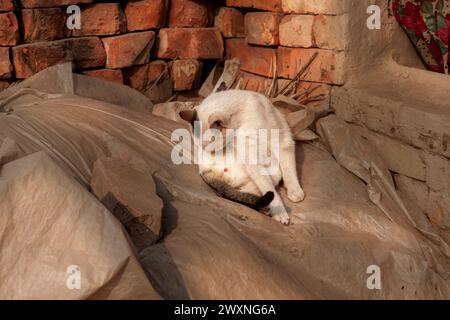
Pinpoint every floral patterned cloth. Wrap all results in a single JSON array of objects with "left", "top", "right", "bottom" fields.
[{"left": 391, "top": 0, "right": 450, "bottom": 74}]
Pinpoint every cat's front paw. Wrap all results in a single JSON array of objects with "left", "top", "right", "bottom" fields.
[
  {"left": 288, "top": 188, "right": 305, "bottom": 203},
  {"left": 272, "top": 212, "right": 290, "bottom": 225}
]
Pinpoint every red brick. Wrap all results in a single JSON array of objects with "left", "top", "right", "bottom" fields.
[
  {"left": 66, "top": 37, "right": 106, "bottom": 70},
  {"left": 102, "top": 31, "right": 155, "bottom": 69},
  {"left": 245, "top": 12, "right": 282, "bottom": 46},
  {"left": 296, "top": 81, "right": 331, "bottom": 106},
  {"left": 12, "top": 37, "right": 106, "bottom": 78},
  {"left": 313, "top": 15, "right": 350, "bottom": 50},
  {"left": 81, "top": 69, "right": 123, "bottom": 84},
  {"left": 0, "top": 12, "right": 19, "bottom": 46},
  {"left": 279, "top": 15, "right": 314, "bottom": 48},
  {"left": 168, "top": 0, "right": 213, "bottom": 28},
  {"left": 226, "top": 38, "right": 276, "bottom": 77},
  {"left": 123, "top": 60, "right": 168, "bottom": 92},
  {"left": 225, "top": 0, "right": 282, "bottom": 12},
  {"left": 13, "top": 41, "right": 72, "bottom": 78},
  {"left": 236, "top": 71, "right": 290, "bottom": 94},
  {"left": 0, "top": 0, "right": 14, "bottom": 11},
  {"left": 22, "top": 8, "right": 66, "bottom": 43},
  {"left": 124, "top": 0, "right": 167, "bottom": 31},
  {"left": 282, "top": 0, "right": 350, "bottom": 15},
  {"left": 20, "top": 0, "right": 92, "bottom": 8},
  {"left": 236, "top": 71, "right": 271, "bottom": 93},
  {"left": 214, "top": 7, "right": 244, "bottom": 38},
  {"left": 0, "top": 47, "right": 12, "bottom": 79},
  {"left": 72, "top": 3, "right": 126, "bottom": 37},
  {"left": 157, "top": 28, "right": 224, "bottom": 59},
  {"left": 169, "top": 59, "right": 203, "bottom": 91},
  {"left": 277, "top": 47, "right": 346, "bottom": 84},
  {"left": 279, "top": 14, "right": 350, "bottom": 50},
  {"left": 236, "top": 71, "right": 330, "bottom": 106}
]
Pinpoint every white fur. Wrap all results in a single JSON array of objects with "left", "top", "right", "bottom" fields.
[{"left": 192, "top": 90, "right": 304, "bottom": 225}]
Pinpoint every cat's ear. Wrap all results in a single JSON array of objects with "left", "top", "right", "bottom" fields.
[
  {"left": 179, "top": 109, "right": 197, "bottom": 128},
  {"left": 208, "top": 111, "right": 230, "bottom": 130}
]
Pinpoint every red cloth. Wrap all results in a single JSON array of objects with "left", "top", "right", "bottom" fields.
[{"left": 392, "top": 0, "right": 450, "bottom": 74}]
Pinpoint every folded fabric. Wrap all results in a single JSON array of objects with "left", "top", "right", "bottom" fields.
[{"left": 392, "top": 0, "right": 450, "bottom": 74}]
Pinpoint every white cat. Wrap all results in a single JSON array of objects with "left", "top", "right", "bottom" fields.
[{"left": 180, "top": 90, "right": 305, "bottom": 225}]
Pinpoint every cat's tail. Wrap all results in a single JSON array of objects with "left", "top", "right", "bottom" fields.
[{"left": 201, "top": 175, "right": 274, "bottom": 210}]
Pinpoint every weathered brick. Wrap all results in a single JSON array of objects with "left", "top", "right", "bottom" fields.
[
  {"left": 226, "top": 38, "right": 276, "bottom": 77},
  {"left": 12, "top": 37, "right": 105, "bottom": 78},
  {"left": 13, "top": 41, "right": 72, "bottom": 78},
  {"left": 22, "top": 8, "right": 66, "bottom": 43},
  {"left": 0, "top": 47, "right": 12, "bottom": 79},
  {"left": 279, "top": 15, "right": 314, "bottom": 48},
  {"left": 125, "top": 0, "right": 167, "bottom": 31},
  {"left": 123, "top": 60, "right": 168, "bottom": 92},
  {"left": 280, "top": 14, "right": 350, "bottom": 50},
  {"left": 331, "top": 86, "right": 450, "bottom": 158},
  {"left": 236, "top": 72, "right": 329, "bottom": 106},
  {"left": 81, "top": 69, "right": 123, "bottom": 84},
  {"left": 226, "top": 0, "right": 282, "bottom": 12},
  {"left": 277, "top": 47, "right": 346, "bottom": 84},
  {"left": 296, "top": 81, "right": 331, "bottom": 106},
  {"left": 282, "top": 0, "right": 350, "bottom": 15},
  {"left": 0, "top": 0, "right": 14, "bottom": 11},
  {"left": 102, "top": 31, "right": 155, "bottom": 69},
  {"left": 157, "top": 28, "right": 224, "bottom": 59},
  {"left": 66, "top": 37, "right": 106, "bottom": 70},
  {"left": 214, "top": 7, "right": 244, "bottom": 38},
  {"left": 313, "top": 14, "right": 350, "bottom": 50},
  {"left": 0, "top": 12, "right": 19, "bottom": 46},
  {"left": 235, "top": 71, "right": 289, "bottom": 94},
  {"left": 169, "top": 59, "right": 203, "bottom": 91},
  {"left": 72, "top": 3, "right": 126, "bottom": 37},
  {"left": 168, "top": 0, "right": 213, "bottom": 28},
  {"left": 237, "top": 71, "right": 271, "bottom": 93},
  {"left": 20, "top": 0, "right": 92, "bottom": 8},
  {"left": 245, "top": 12, "right": 282, "bottom": 46}
]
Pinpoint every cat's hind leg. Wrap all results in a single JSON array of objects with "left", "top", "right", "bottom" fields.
[
  {"left": 245, "top": 164, "right": 290, "bottom": 225},
  {"left": 279, "top": 138, "right": 305, "bottom": 203}
]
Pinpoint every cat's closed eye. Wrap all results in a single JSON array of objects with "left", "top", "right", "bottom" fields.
[{"left": 211, "top": 120, "right": 223, "bottom": 130}]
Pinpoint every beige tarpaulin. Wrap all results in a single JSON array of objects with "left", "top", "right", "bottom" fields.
[
  {"left": 0, "top": 64, "right": 449, "bottom": 299},
  {"left": 0, "top": 151, "right": 159, "bottom": 299}
]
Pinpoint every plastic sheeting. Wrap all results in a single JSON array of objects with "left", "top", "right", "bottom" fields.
[
  {"left": 0, "top": 151, "right": 160, "bottom": 299},
  {"left": 0, "top": 64, "right": 449, "bottom": 299}
]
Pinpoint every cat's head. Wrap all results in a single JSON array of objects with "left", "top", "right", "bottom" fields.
[{"left": 179, "top": 106, "right": 232, "bottom": 153}]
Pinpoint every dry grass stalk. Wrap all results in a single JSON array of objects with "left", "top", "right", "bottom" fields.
[{"left": 276, "top": 52, "right": 319, "bottom": 97}]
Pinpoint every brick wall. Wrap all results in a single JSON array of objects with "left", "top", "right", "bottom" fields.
[
  {"left": 219, "top": 0, "right": 350, "bottom": 105},
  {"left": 0, "top": 0, "right": 224, "bottom": 97},
  {"left": 0, "top": 0, "right": 350, "bottom": 104}
]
